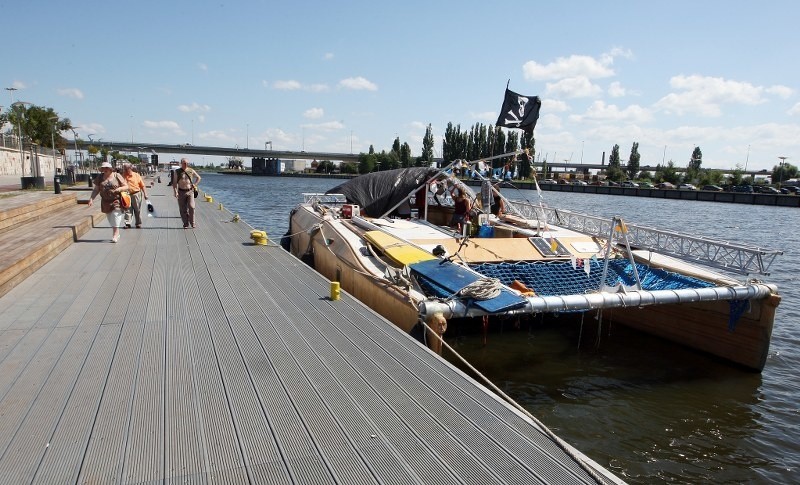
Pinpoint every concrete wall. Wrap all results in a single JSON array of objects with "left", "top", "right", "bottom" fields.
[{"left": 0, "top": 146, "right": 59, "bottom": 177}]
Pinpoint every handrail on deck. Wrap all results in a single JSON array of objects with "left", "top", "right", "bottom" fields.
[{"left": 509, "top": 201, "right": 783, "bottom": 276}]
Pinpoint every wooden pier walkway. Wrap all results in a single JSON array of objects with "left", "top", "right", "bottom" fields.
[{"left": 0, "top": 179, "right": 621, "bottom": 484}]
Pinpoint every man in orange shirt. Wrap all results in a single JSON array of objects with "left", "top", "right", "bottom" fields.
[{"left": 121, "top": 163, "right": 149, "bottom": 228}]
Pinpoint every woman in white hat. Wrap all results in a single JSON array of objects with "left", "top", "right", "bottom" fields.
[{"left": 88, "top": 161, "right": 129, "bottom": 243}]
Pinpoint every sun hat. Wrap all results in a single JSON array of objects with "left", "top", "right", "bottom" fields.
[{"left": 100, "top": 161, "right": 113, "bottom": 169}]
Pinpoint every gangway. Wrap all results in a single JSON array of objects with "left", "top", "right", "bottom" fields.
[{"left": 510, "top": 200, "right": 783, "bottom": 276}]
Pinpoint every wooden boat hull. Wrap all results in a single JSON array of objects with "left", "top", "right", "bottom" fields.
[
  {"left": 289, "top": 206, "right": 421, "bottom": 335},
  {"left": 609, "top": 294, "right": 779, "bottom": 371}
]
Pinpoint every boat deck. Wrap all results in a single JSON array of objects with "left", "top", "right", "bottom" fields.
[{"left": 0, "top": 180, "right": 619, "bottom": 483}]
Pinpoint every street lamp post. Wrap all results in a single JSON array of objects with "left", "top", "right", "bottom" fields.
[
  {"left": 11, "top": 101, "right": 33, "bottom": 186},
  {"left": 49, "top": 116, "right": 61, "bottom": 193},
  {"left": 777, "top": 156, "right": 788, "bottom": 187}
]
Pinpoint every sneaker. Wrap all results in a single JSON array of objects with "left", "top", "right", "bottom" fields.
[
  {"left": 136, "top": 224, "right": 142, "bottom": 228},
  {"left": 191, "top": 223, "right": 196, "bottom": 228},
  {"left": 112, "top": 234, "right": 120, "bottom": 243}
]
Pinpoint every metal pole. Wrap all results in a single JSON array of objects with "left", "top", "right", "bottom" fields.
[{"left": 51, "top": 122, "right": 60, "bottom": 193}]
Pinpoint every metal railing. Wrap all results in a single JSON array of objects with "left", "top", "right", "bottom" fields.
[{"left": 510, "top": 200, "right": 783, "bottom": 276}]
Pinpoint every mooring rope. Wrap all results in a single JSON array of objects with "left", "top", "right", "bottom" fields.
[{"left": 416, "top": 319, "right": 614, "bottom": 485}]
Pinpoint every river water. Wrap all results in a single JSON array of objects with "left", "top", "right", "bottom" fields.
[{"left": 200, "top": 172, "right": 799, "bottom": 484}]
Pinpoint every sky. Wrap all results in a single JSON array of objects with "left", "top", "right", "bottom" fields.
[{"left": 3, "top": 0, "right": 799, "bottom": 171}]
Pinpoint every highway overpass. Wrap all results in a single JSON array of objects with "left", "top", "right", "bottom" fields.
[{"left": 77, "top": 140, "right": 772, "bottom": 177}]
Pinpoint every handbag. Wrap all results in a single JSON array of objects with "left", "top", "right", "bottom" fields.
[
  {"left": 120, "top": 191, "right": 131, "bottom": 209},
  {"left": 193, "top": 187, "right": 198, "bottom": 198}
]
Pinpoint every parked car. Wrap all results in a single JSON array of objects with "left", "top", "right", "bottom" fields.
[
  {"left": 571, "top": 180, "right": 587, "bottom": 186},
  {"left": 731, "top": 185, "right": 754, "bottom": 193},
  {"left": 540, "top": 178, "right": 556, "bottom": 184},
  {"left": 620, "top": 181, "right": 638, "bottom": 188},
  {"left": 780, "top": 186, "right": 799, "bottom": 194},
  {"left": 757, "top": 186, "right": 781, "bottom": 194},
  {"left": 678, "top": 183, "right": 698, "bottom": 190},
  {"left": 657, "top": 182, "right": 676, "bottom": 189},
  {"left": 702, "top": 185, "right": 724, "bottom": 191},
  {"left": 637, "top": 182, "right": 655, "bottom": 188}
]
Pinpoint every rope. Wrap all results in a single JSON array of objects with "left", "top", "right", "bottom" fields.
[
  {"left": 416, "top": 318, "right": 614, "bottom": 485},
  {"left": 455, "top": 277, "right": 503, "bottom": 301}
]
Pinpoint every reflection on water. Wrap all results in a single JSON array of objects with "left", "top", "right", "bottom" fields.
[{"left": 201, "top": 173, "right": 800, "bottom": 484}]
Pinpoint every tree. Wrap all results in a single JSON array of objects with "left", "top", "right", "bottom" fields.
[
  {"left": 315, "top": 160, "right": 335, "bottom": 173},
  {"left": 626, "top": 142, "right": 640, "bottom": 180},
  {"left": 605, "top": 144, "right": 626, "bottom": 181},
  {"left": 339, "top": 162, "right": 358, "bottom": 174},
  {"left": 399, "top": 142, "right": 412, "bottom": 168},
  {"left": 654, "top": 161, "right": 680, "bottom": 184},
  {"left": 727, "top": 165, "right": 745, "bottom": 186},
  {"left": 421, "top": 124, "right": 434, "bottom": 165},
  {"left": 772, "top": 161, "right": 797, "bottom": 186},
  {"left": 358, "top": 152, "right": 376, "bottom": 174},
  {"left": 4, "top": 103, "right": 72, "bottom": 151},
  {"left": 686, "top": 146, "right": 703, "bottom": 183}
]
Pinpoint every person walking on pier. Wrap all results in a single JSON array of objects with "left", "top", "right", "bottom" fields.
[
  {"left": 88, "top": 161, "right": 129, "bottom": 243},
  {"left": 172, "top": 158, "right": 201, "bottom": 228},
  {"left": 122, "top": 163, "right": 149, "bottom": 229}
]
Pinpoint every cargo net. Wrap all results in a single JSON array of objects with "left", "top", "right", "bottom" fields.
[{"left": 468, "top": 259, "right": 715, "bottom": 297}]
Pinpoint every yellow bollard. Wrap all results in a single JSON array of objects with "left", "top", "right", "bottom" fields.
[
  {"left": 249, "top": 230, "right": 268, "bottom": 245},
  {"left": 204, "top": 194, "right": 213, "bottom": 203},
  {"left": 330, "top": 281, "right": 341, "bottom": 301}
]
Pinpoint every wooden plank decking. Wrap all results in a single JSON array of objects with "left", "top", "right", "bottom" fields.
[{"left": 0, "top": 180, "right": 620, "bottom": 484}]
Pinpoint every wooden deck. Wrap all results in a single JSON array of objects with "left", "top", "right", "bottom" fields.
[{"left": 0, "top": 180, "right": 620, "bottom": 484}]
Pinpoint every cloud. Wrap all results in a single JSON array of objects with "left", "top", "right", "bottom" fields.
[
  {"left": 271, "top": 80, "right": 329, "bottom": 92},
  {"left": 177, "top": 102, "right": 211, "bottom": 113},
  {"left": 545, "top": 77, "right": 603, "bottom": 98},
  {"left": 607, "top": 81, "right": 626, "bottom": 98},
  {"left": 304, "top": 107, "right": 324, "bottom": 119},
  {"left": 8, "top": 81, "right": 26, "bottom": 90},
  {"left": 653, "top": 75, "right": 768, "bottom": 117},
  {"left": 57, "top": 88, "right": 84, "bottom": 99},
  {"left": 338, "top": 76, "right": 378, "bottom": 91},
  {"left": 767, "top": 85, "right": 793, "bottom": 98},
  {"left": 788, "top": 102, "right": 800, "bottom": 116},
  {"left": 302, "top": 120, "right": 345, "bottom": 131},
  {"left": 469, "top": 111, "right": 496, "bottom": 121},
  {"left": 323, "top": 52, "right": 334, "bottom": 60},
  {"left": 569, "top": 100, "right": 652, "bottom": 124},
  {"left": 142, "top": 120, "right": 183, "bottom": 135},
  {"left": 523, "top": 51, "right": 623, "bottom": 81},
  {"left": 544, "top": 99, "right": 570, "bottom": 113},
  {"left": 198, "top": 63, "right": 208, "bottom": 72},
  {"left": 273, "top": 80, "right": 302, "bottom": 90},
  {"left": 197, "top": 129, "right": 239, "bottom": 144}
]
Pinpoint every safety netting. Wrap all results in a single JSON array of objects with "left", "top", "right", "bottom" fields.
[{"left": 467, "top": 259, "right": 715, "bottom": 297}]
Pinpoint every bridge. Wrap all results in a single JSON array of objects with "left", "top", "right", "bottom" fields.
[
  {"left": 78, "top": 140, "right": 772, "bottom": 177},
  {"left": 78, "top": 140, "right": 363, "bottom": 164}
]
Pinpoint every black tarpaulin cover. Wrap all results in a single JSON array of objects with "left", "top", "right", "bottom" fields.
[{"left": 326, "top": 167, "right": 440, "bottom": 217}]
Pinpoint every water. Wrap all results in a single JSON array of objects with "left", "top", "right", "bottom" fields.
[{"left": 201, "top": 172, "right": 800, "bottom": 484}]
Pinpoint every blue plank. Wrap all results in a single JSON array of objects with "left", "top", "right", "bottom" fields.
[{"left": 410, "top": 259, "right": 527, "bottom": 314}]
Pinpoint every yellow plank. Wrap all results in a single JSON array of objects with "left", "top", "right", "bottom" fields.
[{"left": 364, "top": 230, "right": 436, "bottom": 266}]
